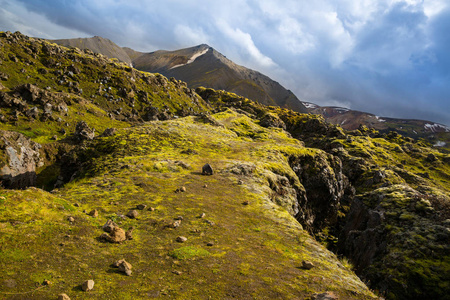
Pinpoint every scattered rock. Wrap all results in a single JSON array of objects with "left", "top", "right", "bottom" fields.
[
  {"left": 172, "top": 270, "right": 182, "bottom": 275},
  {"left": 149, "top": 207, "right": 155, "bottom": 211},
  {"left": 136, "top": 204, "right": 147, "bottom": 210},
  {"left": 100, "top": 226, "right": 126, "bottom": 243},
  {"left": 205, "top": 220, "right": 215, "bottom": 226},
  {"left": 74, "top": 203, "right": 80, "bottom": 207},
  {"left": 302, "top": 260, "right": 315, "bottom": 270},
  {"left": 113, "top": 259, "right": 132, "bottom": 276},
  {"left": 102, "top": 219, "right": 118, "bottom": 233},
  {"left": 242, "top": 200, "right": 249, "bottom": 205},
  {"left": 238, "top": 179, "right": 243, "bottom": 185},
  {"left": 125, "top": 227, "right": 134, "bottom": 240},
  {"left": 203, "top": 184, "right": 208, "bottom": 188},
  {"left": 202, "top": 163, "right": 214, "bottom": 175},
  {"left": 176, "top": 236, "right": 187, "bottom": 243},
  {"left": 58, "top": 294, "right": 71, "bottom": 300},
  {"left": 175, "top": 186, "right": 186, "bottom": 193},
  {"left": 74, "top": 121, "right": 95, "bottom": 141},
  {"left": 88, "top": 209, "right": 98, "bottom": 217},
  {"left": 67, "top": 216, "right": 75, "bottom": 223},
  {"left": 81, "top": 280, "right": 94, "bottom": 291},
  {"left": 127, "top": 210, "right": 138, "bottom": 219},
  {"left": 199, "top": 212, "right": 206, "bottom": 218},
  {"left": 100, "top": 127, "right": 116, "bottom": 137},
  {"left": 207, "top": 241, "right": 214, "bottom": 246},
  {"left": 312, "top": 291, "right": 338, "bottom": 300},
  {"left": 165, "top": 219, "right": 181, "bottom": 229},
  {"left": 175, "top": 216, "right": 184, "bottom": 221}
]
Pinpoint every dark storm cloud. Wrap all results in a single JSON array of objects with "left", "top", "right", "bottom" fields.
[{"left": 1, "top": 0, "right": 449, "bottom": 125}]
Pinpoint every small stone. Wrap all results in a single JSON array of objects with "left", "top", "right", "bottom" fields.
[
  {"left": 149, "top": 207, "right": 155, "bottom": 211},
  {"left": 207, "top": 242, "right": 214, "bottom": 246},
  {"left": 136, "top": 204, "right": 147, "bottom": 210},
  {"left": 202, "top": 163, "right": 213, "bottom": 175},
  {"left": 114, "top": 259, "right": 132, "bottom": 276},
  {"left": 205, "top": 220, "right": 215, "bottom": 226},
  {"left": 127, "top": 210, "right": 138, "bottom": 219},
  {"left": 175, "top": 216, "right": 183, "bottom": 220},
  {"left": 58, "top": 294, "right": 71, "bottom": 300},
  {"left": 172, "top": 270, "right": 182, "bottom": 275},
  {"left": 199, "top": 212, "right": 206, "bottom": 218},
  {"left": 179, "top": 186, "right": 186, "bottom": 192},
  {"left": 302, "top": 260, "right": 315, "bottom": 270},
  {"left": 81, "top": 280, "right": 94, "bottom": 291},
  {"left": 242, "top": 200, "right": 249, "bottom": 205},
  {"left": 203, "top": 184, "right": 208, "bottom": 188},
  {"left": 42, "top": 279, "right": 51, "bottom": 286},
  {"left": 88, "top": 209, "right": 98, "bottom": 217},
  {"left": 238, "top": 179, "right": 243, "bottom": 185},
  {"left": 172, "top": 220, "right": 181, "bottom": 228},
  {"left": 125, "top": 227, "right": 134, "bottom": 240},
  {"left": 176, "top": 236, "right": 187, "bottom": 243},
  {"left": 67, "top": 216, "right": 75, "bottom": 223},
  {"left": 74, "top": 203, "right": 80, "bottom": 207}
]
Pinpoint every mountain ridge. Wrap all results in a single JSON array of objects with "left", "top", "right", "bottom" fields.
[
  {"left": 51, "top": 36, "right": 449, "bottom": 148},
  {"left": 52, "top": 37, "right": 308, "bottom": 114}
]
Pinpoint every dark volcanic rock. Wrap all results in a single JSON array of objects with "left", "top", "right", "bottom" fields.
[
  {"left": 202, "top": 163, "right": 213, "bottom": 175},
  {"left": 74, "top": 121, "right": 95, "bottom": 141}
]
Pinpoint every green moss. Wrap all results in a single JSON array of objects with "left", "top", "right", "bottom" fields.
[{"left": 169, "top": 246, "right": 211, "bottom": 260}]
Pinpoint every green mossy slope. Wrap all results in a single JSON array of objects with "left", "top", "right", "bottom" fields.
[{"left": 0, "top": 112, "right": 377, "bottom": 299}]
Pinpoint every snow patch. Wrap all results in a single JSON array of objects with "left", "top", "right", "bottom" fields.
[
  {"left": 434, "top": 141, "right": 446, "bottom": 147},
  {"left": 424, "top": 123, "right": 450, "bottom": 133},
  {"left": 170, "top": 48, "right": 209, "bottom": 69},
  {"left": 375, "top": 116, "right": 386, "bottom": 122},
  {"left": 302, "top": 102, "right": 318, "bottom": 109},
  {"left": 335, "top": 108, "right": 350, "bottom": 113}
]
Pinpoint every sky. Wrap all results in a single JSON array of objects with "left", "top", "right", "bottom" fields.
[{"left": 0, "top": 0, "right": 449, "bottom": 125}]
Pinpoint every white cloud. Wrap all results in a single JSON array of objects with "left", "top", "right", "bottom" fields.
[
  {"left": 174, "top": 25, "right": 210, "bottom": 47},
  {"left": 217, "top": 19, "right": 276, "bottom": 69},
  {"left": 1, "top": 0, "right": 449, "bottom": 125}
]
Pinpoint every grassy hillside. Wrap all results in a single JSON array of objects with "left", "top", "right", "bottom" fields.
[{"left": 1, "top": 31, "right": 449, "bottom": 300}]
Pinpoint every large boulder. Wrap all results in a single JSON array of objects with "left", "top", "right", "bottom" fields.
[{"left": 0, "top": 130, "right": 43, "bottom": 188}]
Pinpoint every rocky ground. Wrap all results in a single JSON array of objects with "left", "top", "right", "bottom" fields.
[{"left": 0, "top": 31, "right": 449, "bottom": 300}]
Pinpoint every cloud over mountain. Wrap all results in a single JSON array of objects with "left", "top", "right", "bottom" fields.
[{"left": 1, "top": 0, "right": 448, "bottom": 125}]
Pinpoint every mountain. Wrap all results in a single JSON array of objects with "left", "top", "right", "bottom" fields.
[
  {"left": 1, "top": 31, "right": 449, "bottom": 300},
  {"left": 304, "top": 102, "right": 450, "bottom": 150},
  {"left": 128, "top": 45, "right": 308, "bottom": 114},
  {"left": 52, "top": 36, "right": 132, "bottom": 66},
  {"left": 52, "top": 37, "right": 308, "bottom": 114}
]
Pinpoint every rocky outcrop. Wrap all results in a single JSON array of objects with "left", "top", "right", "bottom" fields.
[
  {"left": 0, "top": 130, "right": 42, "bottom": 188},
  {"left": 288, "top": 151, "right": 353, "bottom": 232},
  {"left": 337, "top": 197, "right": 386, "bottom": 274}
]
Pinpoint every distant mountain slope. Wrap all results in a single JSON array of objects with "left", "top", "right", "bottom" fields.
[
  {"left": 129, "top": 44, "right": 308, "bottom": 113},
  {"left": 52, "top": 36, "right": 132, "bottom": 66},
  {"left": 53, "top": 38, "right": 307, "bottom": 113},
  {"left": 304, "top": 102, "right": 450, "bottom": 149}
]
